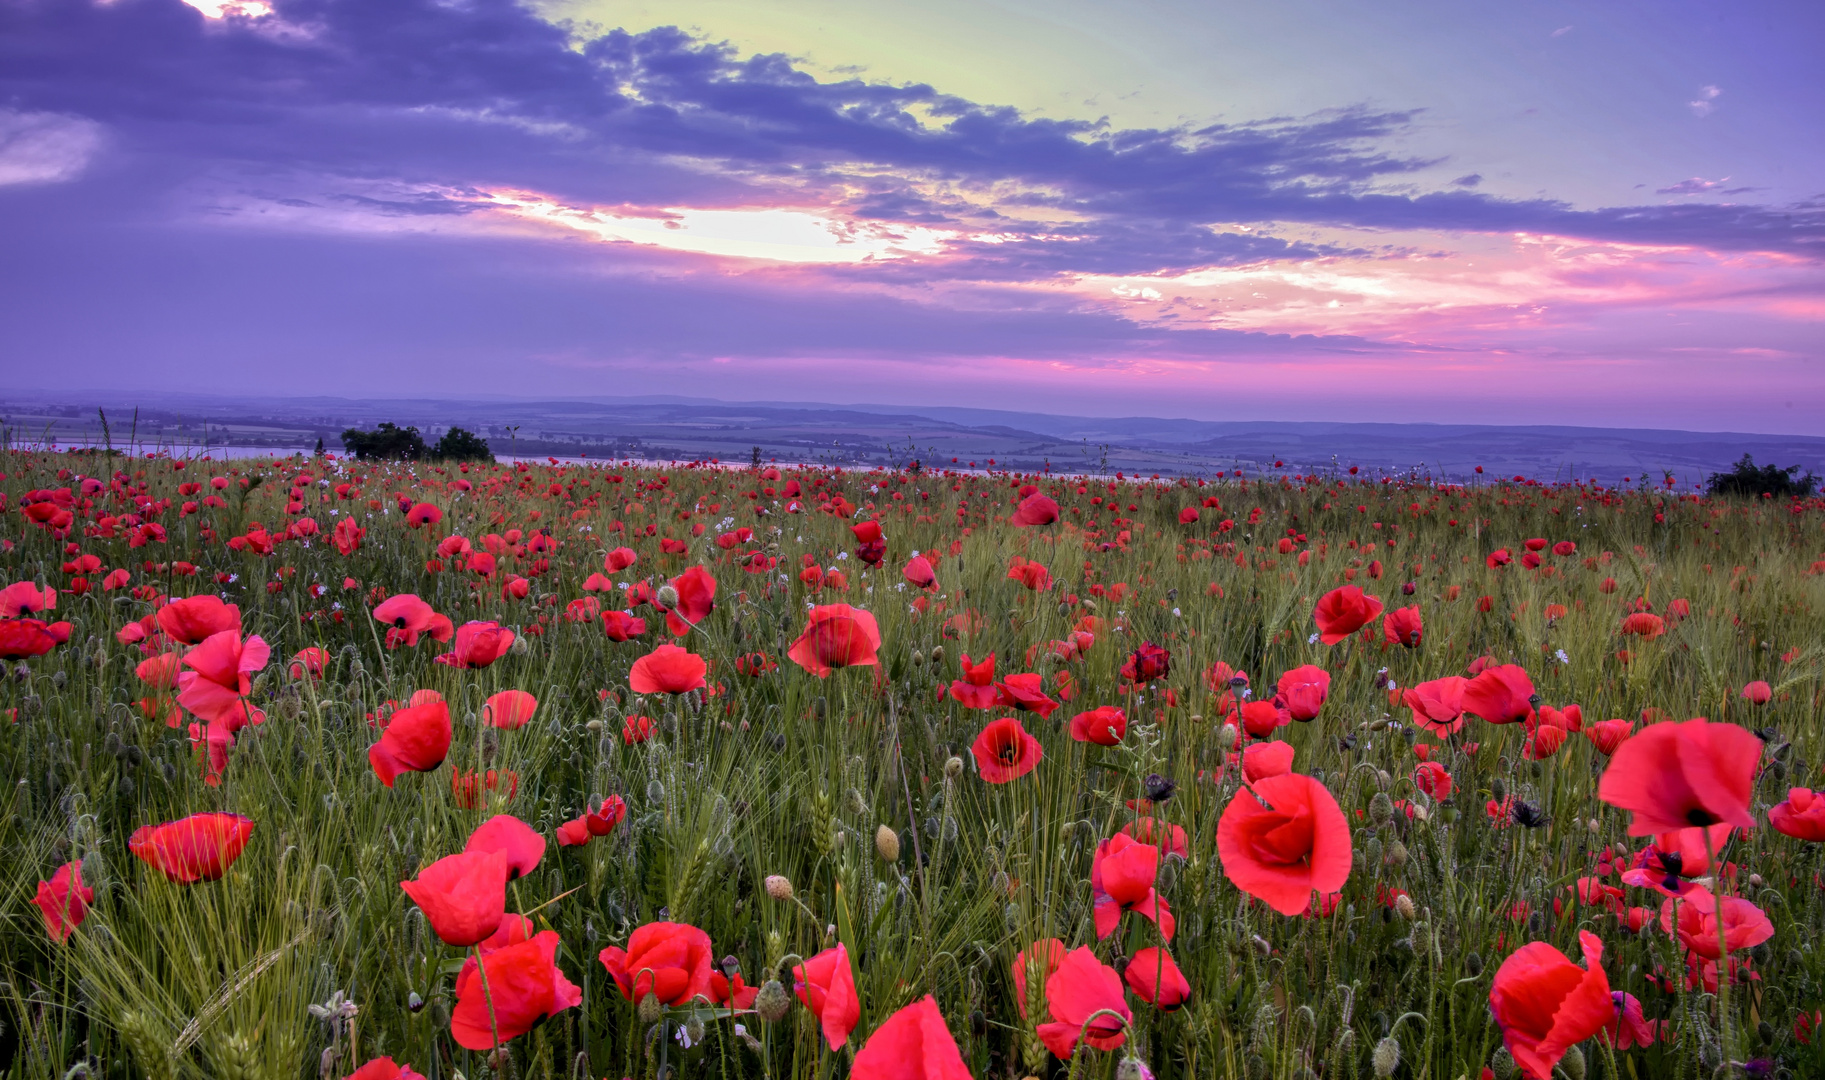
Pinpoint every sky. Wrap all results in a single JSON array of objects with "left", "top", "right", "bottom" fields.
[{"left": 0, "top": 0, "right": 1821, "bottom": 432}]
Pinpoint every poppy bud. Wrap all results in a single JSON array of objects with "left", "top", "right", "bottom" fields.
[
  {"left": 408, "top": 991, "right": 425, "bottom": 1014},
  {"left": 1464, "top": 951, "right": 1482, "bottom": 977},
  {"left": 1394, "top": 894, "right": 1416, "bottom": 920},
  {"left": 813, "top": 696, "right": 827, "bottom": 720},
  {"left": 874, "top": 825, "right": 900, "bottom": 862},
  {"left": 1558, "top": 1045, "right": 1586, "bottom": 1080},
  {"left": 753, "top": 979, "right": 791, "bottom": 1022},
  {"left": 910, "top": 650, "right": 924, "bottom": 667},
  {"left": 943, "top": 756, "right": 964, "bottom": 779},
  {"left": 1372, "top": 1037, "right": 1400, "bottom": 1077},
  {"left": 637, "top": 993, "right": 665, "bottom": 1024},
  {"left": 684, "top": 1015, "right": 706, "bottom": 1044},
  {"left": 929, "top": 646, "right": 944, "bottom": 664},
  {"left": 1491, "top": 1048, "right": 1517, "bottom": 1080},
  {"left": 1401, "top": 580, "right": 1416, "bottom": 595},
  {"left": 655, "top": 584, "right": 680, "bottom": 609},
  {"left": 1115, "top": 1058, "right": 1155, "bottom": 1080},
  {"left": 764, "top": 875, "right": 794, "bottom": 900},
  {"left": 1385, "top": 840, "right": 1408, "bottom": 870},
  {"left": 1491, "top": 777, "right": 1507, "bottom": 803},
  {"left": 1217, "top": 723, "right": 1238, "bottom": 748},
  {"left": 1369, "top": 792, "right": 1394, "bottom": 827}
]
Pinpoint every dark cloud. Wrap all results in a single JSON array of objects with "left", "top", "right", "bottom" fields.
[{"left": 3, "top": 0, "right": 1816, "bottom": 262}]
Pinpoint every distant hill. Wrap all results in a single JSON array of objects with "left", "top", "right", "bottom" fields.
[{"left": 3, "top": 390, "right": 1821, "bottom": 487}]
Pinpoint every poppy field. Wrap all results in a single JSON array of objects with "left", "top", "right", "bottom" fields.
[{"left": 3, "top": 450, "right": 1825, "bottom": 1080}]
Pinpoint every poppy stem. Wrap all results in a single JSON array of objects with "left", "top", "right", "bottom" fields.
[
  {"left": 1705, "top": 829, "right": 1735, "bottom": 1062},
  {"left": 473, "top": 944, "right": 502, "bottom": 1053}
]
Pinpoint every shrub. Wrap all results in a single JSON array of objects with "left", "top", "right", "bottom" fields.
[
  {"left": 1705, "top": 453, "right": 1819, "bottom": 498},
  {"left": 340, "top": 421, "right": 425, "bottom": 461},
  {"left": 432, "top": 426, "right": 494, "bottom": 463}
]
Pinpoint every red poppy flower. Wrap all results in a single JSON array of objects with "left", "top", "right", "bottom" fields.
[
  {"left": 1012, "top": 938, "right": 1067, "bottom": 1019},
  {"left": 1460, "top": 664, "right": 1537, "bottom": 724},
  {"left": 1224, "top": 698, "right": 1281, "bottom": 738},
  {"left": 1401, "top": 676, "right": 1468, "bottom": 735},
  {"left": 369, "top": 700, "right": 452, "bottom": 786},
  {"left": 177, "top": 629, "right": 270, "bottom": 731},
  {"left": 554, "top": 794, "right": 630, "bottom": 847},
  {"left": 1489, "top": 931, "right": 1612, "bottom": 1080},
  {"left": 1740, "top": 680, "right": 1772, "bottom": 705},
  {"left": 794, "top": 944, "right": 862, "bottom": 1050},
  {"left": 1597, "top": 717, "right": 1759, "bottom": 835},
  {"left": 1120, "top": 817, "right": 1189, "bottom": 858},
  {"left": 1011, "top": 492, "right": 1060, "bottom": 527},
  {"left": 1618, "top": 612, "right": 1665, "bottom": 640},
  {"left": 1006, "top": 556, "right": 1053, "bottom": 590},
  {"left": 850, "top": 996, "right": 971, "bottom": 1080},
  {"left": 599, "top": 921, "right": 714, "bottom": 1006},
  {"left": 622, "top": 714, "right": 657, "bottom": 744},
  {"left": 32, "top": 861, "right": 93, "bottom": 943},
  {"left": 1313, "top": 585, "right": 1383, "bottom": 644},
  {"left": 482, "top": 690, "right": 537, "bottom": 730},
  {"left": 1584, "top": 718, "right": 1634, "bottom": 756},
  {"left": 996, "top": 673, "right": 1060, "bottom": 718},
  {"left": 1068, "top": 706, "right": 1127, "bottom": 745},
  {"left": 1413, "top": 761, "right": 1453, "bottom": 798},
  {"left": 1274, "top": 664, "right": 1331, "bottom": 721},
  {"left": 1124, "top": 947, "right": 1190, "bottom": 1011},
  {"left": 156, "top": 594, "right": 242, "bottom": 645},
  {"left": 1120, "top": 641, "right": 1171, "bottom": 682},
  {"left": 600, "top": 610, "right": 647, "bottom": 641},
  {"left": 372, "top": 594, "right": 455, "bottom": 648},
  {"left": 1092, "top": 833, "right": 1174, "bottom": 940},
  {"left": 1242, "top": 740, "right": 1295, "bottom": 782},
  {"left": 450, "top": 930, "right": 581, "bottom": 1050},
  {"left": 1523, "top": 722, "right": 1568, "bottom": 760},
  {"left": 902, "top": 554, "right": 938, "bottom": 591},
  {"left": 603, "top": 547, "right": 638, "bottom": 573},
  {"left": 660, "top": 565, "right": 717, "bottom": 636},
  {"left": 949, "top": 652, "right": 1001, "bottom": 709},
  {"left": 1771, "top": 787, "right": 1825, "bottom": 841},
  {"left": 787, "top": 604, "right": 882, "bottom": 677},
  {"left": 401, "top": 850, "right": 510, "bottom": 948},
  {"left": 972, "top": 716, "right": 1043, "bottom": 783},
  {"left": 128, "top": 812, "right": 255, "bottom": 884},
  {"left": 345, "top": 1057, "right": 429, "bottom": 1080},
  {"left": 435, "top": 620, "right": 515, "bottom": 669},
  {"left": 1661, "top": 888, "right": 1773, "bottom": 960},
  {"left": 629, "top": 643, "right": 708, "bottom": 695},
  {"left": 1598, "top": 991, "right": 1659, "bottom": 1050},
  {"left": 0, "top": 581, "right": 55, "bottom": 617},
  {"left": 1217, "top": 773, "right": 1352, "bottom": 916},
  {"left": 465, "top": 814, "right": 546, "bottom": 880},
  {"left": 289, "top": 646, "right": 329, "bottom": 680},
  {"left": 1035, "top": 946, "right": 1130, "bottom": 1059},
  {"left": 1382, "top": 604, "right": 1423, "bottom": 648},
  {"left": 0, "top": 618, "right": 70, "bottom": 660}
]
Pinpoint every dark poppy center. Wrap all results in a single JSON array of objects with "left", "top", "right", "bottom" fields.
[
  {"left": 1686, "top": 807, "right": 1718, "bottom": 827},
  {"left": 394, "top": 617, "right": 408, "bottom": 628},
  {"left": 999, "top": 744, "right": 1019, "bottom": 765}
]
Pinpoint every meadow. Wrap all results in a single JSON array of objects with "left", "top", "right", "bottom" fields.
[{"left": 2, "top": 448, "right": 1822, "bottom": 1080}]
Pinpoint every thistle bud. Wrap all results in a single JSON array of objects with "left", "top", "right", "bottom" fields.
[
  {"left": 764, "top": 875, "right": 794, "bottom": 900},
  {"left": 655, "top": 584, "right": 680, "bottom": 609},
  {"left": 875, "top": 824, "right": 901, "bottom": 862},
  {"left": 1371, "top": 1037, "right": 1400, "bottom": 1077}
]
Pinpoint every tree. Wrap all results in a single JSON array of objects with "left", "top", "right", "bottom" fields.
[
  {"left": 1705, "top": 454, "right": 1819, "bottom": 499},
  {"left": 341, "top": 422, "right": 425, "bottom": 461},
  {"left": 433, "top": 426, "right": 494, "bottom": 463}
]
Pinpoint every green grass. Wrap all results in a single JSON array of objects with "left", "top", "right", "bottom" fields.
[{"left": 2, "top": 451, "right": 1822, "bottom": 1080}]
